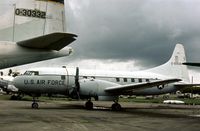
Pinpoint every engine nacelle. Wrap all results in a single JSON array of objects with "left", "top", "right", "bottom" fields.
[{"left": 79, "top": 79, "right": 119, "bottom": 100}]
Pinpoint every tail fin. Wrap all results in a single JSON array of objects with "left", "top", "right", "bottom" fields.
[
  {"left": 0, "top": 0, "right": 66, "bottom": 42},
  {"left": 147, "top": 44, "right": 190, "bottom": 82}
]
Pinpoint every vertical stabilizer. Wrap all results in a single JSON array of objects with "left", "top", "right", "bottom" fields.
[
  {"left": 147, "top": 44, "right": 190, "bottom": 82},
  {"left": 0, "top": 0, "right": 65, "bottom": 41}
]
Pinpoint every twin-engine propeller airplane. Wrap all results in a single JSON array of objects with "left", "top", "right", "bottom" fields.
[{"left": 6, "top": 44, "right": 199, "bottom": 111}]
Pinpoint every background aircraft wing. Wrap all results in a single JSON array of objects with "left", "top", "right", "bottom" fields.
[
  {"left": 105, "top": 78, "right": 181, "bottom": 94},
  {"left": 17, "top": 32, "right": 77, "bottom": 51},
  {"left": 174, "top": 83, "right": 200, "bottom": 88},
  {"left": 174, "top": 83, "right": 200, "bottom": 93}
]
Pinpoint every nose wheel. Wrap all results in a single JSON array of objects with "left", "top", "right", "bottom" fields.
[
  {"left": 32, "top": 97, "right": 39, "bottom": 109},
  {"left": 32, "top": 102, "right": 39, "bottom": 109}
]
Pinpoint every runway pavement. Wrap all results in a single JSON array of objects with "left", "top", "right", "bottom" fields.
[{"left": 0, "top": 99, "right": 200, "bottom": 131}]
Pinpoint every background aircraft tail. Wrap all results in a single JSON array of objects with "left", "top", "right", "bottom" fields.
[
  {"left": 0, "top": 0, "right": 65, "bottom": 42},
  {"left": 147, "top": 44, "right": 190, "bottom": 83}
]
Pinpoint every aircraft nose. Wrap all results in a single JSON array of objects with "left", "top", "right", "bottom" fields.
[{"left": 13, "top": 76, "right": 23, "bottom": 89}]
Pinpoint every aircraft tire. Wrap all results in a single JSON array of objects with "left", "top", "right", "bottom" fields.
[
  {"left": 111, "top": 103, "right": 122, "bottom": 111},
  {"left": 32, "top": 102, "right": 39, "bottom": 109},
  {"left": 85, "top": 101, "right": 93, "bottom": 110}
]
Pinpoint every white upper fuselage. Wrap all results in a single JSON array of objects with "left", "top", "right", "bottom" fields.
[{"left": 13, "top": 66, "right": 184, "bottom": 97}]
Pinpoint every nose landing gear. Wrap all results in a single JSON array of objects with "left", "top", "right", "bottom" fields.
[{"left": 31, "top": 97, "right": 39, "bottom": 109}]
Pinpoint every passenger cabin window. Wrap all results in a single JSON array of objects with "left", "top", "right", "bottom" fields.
[
  {"left": 24, "top": 71, "right": 39, "bottom": 76},
  {"left": 123, "top": 78, "right": 127, "bottom": 82},
  {"left": 116, "top": 78, "right": 120, "bottom": 82},
  {"left": 138, "top": 78, "right": 142, "bottom": 83},
  {"left": 61, "top": 75, "right": 65, "bottom": 80},
  {"left": 146, "top": 79, "right": 150, "bottom": 82},
  {"left": 131, "top": 78, "right": 135, "bottom": 82}
]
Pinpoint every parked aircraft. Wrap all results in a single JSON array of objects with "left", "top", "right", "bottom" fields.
[
  {"left": 0, "top": 0, "right": 77, "bottom": 69},
  {"left": 9, "top": 44, "right": 199, "bottom": 110}
]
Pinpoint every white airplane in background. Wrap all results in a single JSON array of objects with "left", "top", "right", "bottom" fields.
[
  {"left": 9, "top": 44, "right": 199, "bottom": 111},
  {"left": 0, "top": 0, "right": 77, "bottom": 69}
]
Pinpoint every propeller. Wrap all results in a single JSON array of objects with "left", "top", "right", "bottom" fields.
[{"left": 74, "top": 67, "right": 80, "bottom": 99}]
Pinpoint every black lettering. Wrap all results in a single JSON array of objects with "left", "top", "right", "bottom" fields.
[
  {"left": 32, "top": 10, "right": 36, "bottom": 17},
  {"left": 22, "top": 9, "right": 26, "bottom": 16},
  {"left": 24, "top": 80, "right": 28, "bottom": 84},
  {"left": 37, "top": 11, "right": 41, "bottom": 18},
  {"left": 48, "top": 80, "right": 51, "bottom": 84},
  {"left": 41, "top": 12, "right": 46, "bottom": 18},
  {"left": 27, "top": 10, "right": 32, "bottom": 17},
  {"left": 15, "top": 9, "right": 20, "bottom": 15}
]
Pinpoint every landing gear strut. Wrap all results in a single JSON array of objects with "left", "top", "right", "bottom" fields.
[
  {"left": 85, "top": 99, "right": 93, "bottom": 110},
  {"left": 31, "top": 97, "right": 39, "bottom": 109},
  {"left": 111, "top": 100, "right": 122, "bottom": 111}
]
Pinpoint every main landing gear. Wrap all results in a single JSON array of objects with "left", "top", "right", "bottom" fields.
[
  {"left": 85, "top": 99, "right": 93, "bottom": 110},
  {"left": 32, "top": 97, "right": 39, "bottom": 109},
  {"left": 111, "top": 100, "right": 122, "bottom": 111}
]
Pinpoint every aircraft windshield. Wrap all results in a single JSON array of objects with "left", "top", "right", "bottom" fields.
[{"left": 24, "top": 71, "right": 39, "bottom": 76}]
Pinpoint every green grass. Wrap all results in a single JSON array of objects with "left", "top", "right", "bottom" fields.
[{"left": 119, "top": 97, "right": 200, "bottom": 105}]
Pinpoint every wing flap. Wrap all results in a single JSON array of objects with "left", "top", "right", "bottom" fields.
[
  {"left": 105, "top": 78, "right": 181, "bottom": 94},
  {"left": 17, "top": 32, "right": 77, "bottom": 51}
]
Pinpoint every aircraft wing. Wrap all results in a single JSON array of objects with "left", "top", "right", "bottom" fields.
[
  {"left": 105, "top": 78, "right": 181, "bottom": 94},
  {"left": 17, "top": 32, "right": 77, "bottom": 51}
]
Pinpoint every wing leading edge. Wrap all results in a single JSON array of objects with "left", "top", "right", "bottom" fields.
[
  {"left": 17, "top": 32, "right": 77, "bottom": 51},
  {"left": 105, "top": 78, "right": 181, "bottom": 94}
]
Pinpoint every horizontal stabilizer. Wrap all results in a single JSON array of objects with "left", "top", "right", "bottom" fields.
[
  {"left": 17, "top": 32, "right": 77, "bottom": 51},
  {"left": 105, "top": 79, "right": 181, "bottom": 94},
  {"left": 182, "top": 62, "right": 200, "bottom": 67}
]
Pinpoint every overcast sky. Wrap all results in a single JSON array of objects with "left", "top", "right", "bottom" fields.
[
  {"left": 2, "top": 0, "right": 200, "bottom": 81},
  {"left": 64, "top": 0, "right": 200, "bottom": 67}
]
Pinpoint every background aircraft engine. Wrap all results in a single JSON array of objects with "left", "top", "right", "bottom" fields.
[{"left": 79, "top": 79, "right": 119, "bottom": 101}]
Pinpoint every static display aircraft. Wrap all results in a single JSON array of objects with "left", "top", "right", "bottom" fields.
[
  {"left": 0, "top": 0, "right": 76, "bottom": 69},
  {"left": 9, "top": 44, "right": 200, "bottom": 110}
]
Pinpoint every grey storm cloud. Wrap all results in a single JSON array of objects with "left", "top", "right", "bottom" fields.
[{"left": 64, "top": 0, "right": 200, "bottom": 68}]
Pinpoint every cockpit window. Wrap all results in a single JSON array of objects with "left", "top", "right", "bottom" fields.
[{"left": 24, "top": 71, "right": 39, "bottom": 76}]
